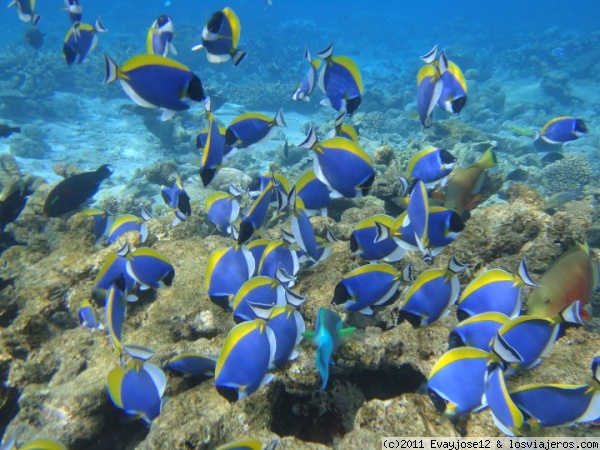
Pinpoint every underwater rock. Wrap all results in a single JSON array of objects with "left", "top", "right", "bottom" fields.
[
  {"left": 541, "top": 72, "right": 574, "bottom": 105},
  {"left": 8, "top": 134, "right": 50, "bottom": 159},
  {"left": 429, "top": 120, "right": 488, "bottom": 149},
  {"left": 143, "top": 161, "right": 181, "bottom": 186},
  {"left": 542, "top": 154, "right": 592, "bottom": 195},
  {"left": 372, "top": 144, "right": 395, "bottom": 166}
]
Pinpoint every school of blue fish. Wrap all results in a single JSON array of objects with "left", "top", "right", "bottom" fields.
[{"left": 2, "top": 0, "right": 598, "bottom": 447}]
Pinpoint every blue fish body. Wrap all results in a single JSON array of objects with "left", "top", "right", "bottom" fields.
[
  {"left": 200, "top": 112, "right": 225, "bottom": 186},
  {"left": 82, "top": 208, "right": 113, "bottom": 242},
  {"left": 108, "top": 361, "right": 166, "bottom": 423},
  {"left": 147, "top": 15, "right": 175, "bottom": 58},
  {"left": 268, "top": 305, "right": 305, "bottom": 368},
  {"left": 205, "top": 192, "right": 239, "bottom": 234},
  {"left": 197, "top": 126, "right": 233, "bottom": 160},
  {"left": 437, "top": 55, "right": 467, "bottom": 114},
  {"left": 292, "top": 48, "right": 321, "bottom": 101},
  {"left": 258, "top": 240, "right": 299, "bottom": 281},
  {"left": 448, "top": 312, "right": 509, "bottom": 352},
  {"left": 106, "top": 214, "right": 147, "bottom": 244},
  {"left": 304, "top": 308, "right": 356, "bottom": 389},
  {"left": 206, "top": 245, "right": 255, "bottom": 309},
  {"left": 401, "top": 267, "right": 460, "bottom": 327},
  {"left": 161, "top": 178, "right": 191, "bottom": 221},
  {"left": 293, "top": 169, "right": 331, "bottom": 216},
  {"left": 225, "top": 109, "right": 286, "bottom": 149},
  {"left": 484, "top": 365, "right": 524, "bottom": 436},
  {"left": 248, "top": 173, "right": 290, "bottom": 207},
  {"left": 492, "top": 316, "right": 560, "bottom": 371},
  {"left": 92, "top": 251, "right": 136, "bottom": 301},
  {"left": 291, "top": 206, "right": 319, "bottom": 262},
  {"left": 166, "top": 353, "right": 217, "bottom": 378},
  {"left": 536, "top": 117, "right": 588, "bottom": 145},
  {"left": 301, "top": 128, "right": 374, "bottom": 199},
  {"left": 78, "top": 299, "right": 104, "bottom": 331},
  {"left": 10, "top": 0, "right": 39, "bottom": 24},
  {"left": 196, "top": 8, "right": 246, "bottom": 65},
  {"left": 215, "top": 319, "right": 276, "bottom": 402},
  {"left": 406, "top": 147, "right": 456, "bottom": 187},
  {"left": 63, "top": 19, "right": 105, "bottom": 65},
  {"left": 427, "top": 347, "right": 489, "bottom": 417},
  {"left": 416, "top": 64, "right": 442, "bottom": 128},
  {"left": 104, "top": 54, "right": 207, "bottom": 119},
  {"left": 317, "top": 46, "right": 363, "bottom": 115},
  {"left": 126, "top": 247, "right": 175, "bottom": 289},
  {"left": 351, "top": 215, "right": 404, "bottom": 262},
  {"left": 104, "top": 278, "right": 128, "bottom": 353},
  {"left": 232, "top": 276, "right": 286, "bottom": 323},
  {"left": 457, "top": 267, "right": 529, "bottom": 320},
  {"left": 511, "top": 384, "right": 600, "bottom": 428},
  {"left": 238, "top": 181, "right": 274, "bottom": 244},
  {"left": 65, "top": 0, "right": 82, "bottom": 23},
  {"left": 331, "top": 263, "right": 401, "bottom": 315},
  {"left": 246, "top": 239, "right": 270, "bottom": 277}
]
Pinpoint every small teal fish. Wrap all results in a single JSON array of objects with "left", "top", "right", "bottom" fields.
[
  {"left": 107, "top": 352, "right": 167, "bottom": 424},
  {"left": 238, "top": 181, "right": 274, "bottom": 244},
  {"left": 483, "top": 364, "right": 524, "bottom": 436},
  {"left": 490, "top": 301, "right": 584, "bottom": 372},
  {"left": 104, "top": 54, "right": 209, "bottom": 121},
  {"left": 399, "top": 256, "right": 470, "bottom": 327},
  {"left": 161, "top": 177, "right": 191, "bottom": 225},
  {"left": 106, "top": 208, "right": 151, "bottom": 245},
  {"left": 448, "top": 312, "right": 510, "bottom": 352},
  {"left": 427, "top": 347, "right": 489, "bottom": 417},
  {"left": 166, "top": 352, "right": 217, "bottom": 378},
  {"left": 205, "top": 245, "right": 255, "bottom": 309},
  {"left": 331, "top": 263, "right": 406, "bottom": 316},
  {"left": 78, "top": 299, "right": 104, "bottom": 332},
  {"left": 267, "top": 305, "right": 305, "bottom": 369},
  {"left": 205, "top": 185, "right": 242, "bottom": 235},
  {"left": 126, "top": 247, "right": 175, "bottom": 290},
  {"left": 302, "top": 308, "right": 356, "bottom": 389},
  {"left": 292, "top": 47, "right": 321, "bottom": 101},
  {"left": 63, "top": 17, "right": 107, "bottom": 65},
  {"left": 146, "top": 15, "right": 176, "bottom": 58},
  {"left": 191, "top": 7, "right": 246, "bottom": 66},
  {"left": 215, "top": 318, "right": 276, "bottom": 402},
  {"left": 456, "top": 258, "right": 537, "bottom": 321},
  {"left": 316, "top": 43, "right": 363, "bottom": 116},
  {"left": 534, "top": 117, "right": 588, "bottom": 146},
  {"left": 350, "top": 215, "right": 405, "bottom": 262},
  {"left": 437, "top": 52, "right": 467, "bottom": 114},
  {"left": 225, "top": 109, "right": 286, "bottom": 149},
  {"left": 406, "top": 147, "right": 456, "bottom": 188},
  {"left": 299, "top": 126, "right": 375, "bottom": 199}
]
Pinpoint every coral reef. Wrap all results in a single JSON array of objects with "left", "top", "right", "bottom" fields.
[{"left": 542, "top": 154, "right": 592, "bottom": 195}]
